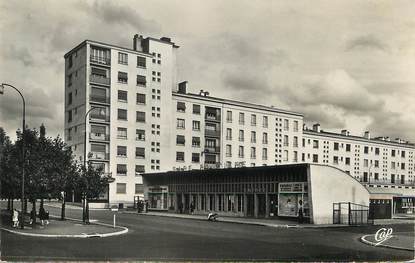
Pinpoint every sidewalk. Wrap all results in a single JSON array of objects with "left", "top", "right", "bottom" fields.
[
  {"left": 1, "top": 210, "right": 128, "bottom": 238},
  {"left": 125, "top": 211, "right": 348, "bottom": 228},
  {"left": 361, "top": 232, "right": 414, "bottom": 251}
]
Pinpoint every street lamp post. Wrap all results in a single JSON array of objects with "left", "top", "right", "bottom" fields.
[
  {"left": 1, "top": 83, "right": 26, "bottom": 229},
  {"left": 83, "top": 106, "right": 105, "bottom": 224}
]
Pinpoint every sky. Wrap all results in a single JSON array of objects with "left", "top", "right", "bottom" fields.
[{"left": 0, "top": 0, "right": 414, "bottom": 142}]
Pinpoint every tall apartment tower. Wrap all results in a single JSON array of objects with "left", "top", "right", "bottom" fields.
[{"left": 64, "top": 35, "right": 179, "bottom": 205}]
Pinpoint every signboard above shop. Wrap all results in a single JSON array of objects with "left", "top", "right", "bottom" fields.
[{"left": 279, "top": 182, "right": 307, "bottom": 193}]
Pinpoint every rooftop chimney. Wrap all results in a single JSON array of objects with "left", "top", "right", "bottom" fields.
[
  {"left": 178, "top": 81, "right": 188, "bottom": 94},
  {"left": 199, "top": 89, "right": 204, "bottom": 95},
  {"left": 133, "top": 34, "right": 144, "bottom": 52},
  {"left": 312, "top": 123, "right": 321, "bottom": 132},
  {"left": 341, "top": 129, "right": 350, "bottom": 136},
  {"left": 364, "top": 131, "right": 371, "bottom": 139}
]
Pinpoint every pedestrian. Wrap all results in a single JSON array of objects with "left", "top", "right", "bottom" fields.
[
  {"left": 145, "top": 200, "right": 149, "bottom": 213},
  {"left": 30, "top": 208, "right": 36, "bottom": 225},
  {"left": 39, "top": 206, "right": 46, "bottom": 226},
  {"left": 298, "top": 200, "right": 304, "bottom": 224},
  {"left": 190, "top": 202, "right": 195, "bottom": 214},
  {"left": 45, "top": 210, "right": 50, "bottom": 225},
  {"left": 12, "top": 209, "right": 19, "bottom": 228}
]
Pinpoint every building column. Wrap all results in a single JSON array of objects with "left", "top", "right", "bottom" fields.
[
  {"left": 254, "top": 194, "right": 259, "bottom": 218},
  {"left": 265, "top": 193, "right": 270, "bottom": 218},
  {"left": 243, "top": 194, "right": 248, "bottom": 217}
]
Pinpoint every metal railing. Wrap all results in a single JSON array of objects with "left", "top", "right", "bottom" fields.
[
  {"left": 90, "top": 75, "right": 110, "bottom": 85},
  {"left": 90, "top": 55, "right": 111, "bottom": 65},
  {"left": 90, "top": 114, "right": 110, "bottom": 122},
  {"left": 205, "top": 146, "right": 220, "bottom": 153},
  {"left": 90, "top": 95, "right": 110, "bottom": 104},
  {"left": 89, "top": 133, "right": 110, "bottom": 141},
  {"left": 333, "top": 202, "right": 372, "bottom": 225},
  {"left": 205, "top": 114, "right": 220, "bottom": 121},
  {"left": 205, "top": 129, "right": 220, "bottom": 137},
  {"left": 90, "top": 152, "right": 110, "bottom": 161}
]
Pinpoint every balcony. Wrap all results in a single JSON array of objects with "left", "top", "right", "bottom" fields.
[
  {"left": 90, "top": 94, "right": 110, "bottom": 104},
  {"left": 90, "top": 55, "right": 111, "bottom": 66},
  {"left": 205, "top": 146, "right": 220, "bottom": 153},
  {"left": 90, "top": 114, "right": 110, "bottom": 123},
  {"left": 89, "top": 133, "right": 110, "bottom": 142},
  {"left": 205, "top": 114, "right": 221, "bottom": 122},
  {"left": 205, "top": 129, "right": 221, "bottom": 137},
  {"left": 89, "top": 152, "right": 110, "bottom": 161},
  {"left": 90, "top": 74, "right": 110, "bottom": 86}
]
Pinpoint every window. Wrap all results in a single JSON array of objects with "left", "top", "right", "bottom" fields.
[
  {"left": 116, "top": 164, "right": 127, "bottom": 176},
  {"left": 193, "top": 104, "right": 200, "bottom": 114},
  {"left": 334, "top": 142, "right": 339, "bottom": 151},
  {"left": 137, "top": 56, "right": 146, "bottom": 68},
  {"left": 192, "top": 153, "right": 200, "bottom": 163},
  {"left": 251, "top": 114, "right": 256, "bottom": 126},
  {"left": 118, "top": 90, "right": 128, "bottom": 102},
  {"left": 401, "top": 151, "right": 406, "bottom": 158},
  {"left": 250, "top": 147, "right": 256, "bottom": 159},
  {"left": 239, "top": 130, "right": 244, "bottom": 142},
  {"left": 239, "top": 113, "right": 245, "bottom": 125},
  {"left": 226, "top": 145, "right": 232, "bottom": 157},
  {"left": 284, "top": 119, "right": 289, "bottom": 131},
  {"left": 177, "top": 102, "right": 186, "bottom": 112},
  {"left": 118, "top": 52, "right": 128, "bottom": 65},
  {"left": 135, "top": 165, "right": 145, "bottom": 174},
  {"left": 312, "top": 154, "right": 318, "bottom": 163},
  {"left": 364, "top": 159, "right": 369, "bottom": 167},
  {"left": 293, "top": 151, "right": 298, "bottom": 162},
  {"left": 226, "top": 128, "right": 232, "bottom": 140},
  {"left": 118, "top": 109, "right": 127, "bottom": 120},
  {"left": 251, "top": 131, "right": 256, "bottom": 143},
  {"left": 345, "top": 157, "right": 350, "bottom": 165},
  {"left": 391, "top": 149, "right": 396, "bottom": 157},
  {"left": 374, "top": 160, "right": 379, "bottom": 168},
  {"left": 226, "top": 111, "right": 232, "bottom": 122},
  {"left": 177, "top": 119, "right": 185, "bottom": 129},
  {"left": 293, "top": 136, "right": 298, "bottom": 147},
  {"left": 313, "top": 140, "right": 319, "bottom": 149},
  {"left": 364, "top": 146, "right": 369, "bottom": 154},
  {"left": 401, "top": 163, "right": 405, "bottom": 170},
  {"left": 346, "top": 144, "right": 351, "bottom": 152},
  {"left": 284, "top": 150, "right": 289, "bottom": 161},
  {"left": 391, "top": 174, "right": 395, "bottom": 184},
  {"left": 117, "top": 146, "right": 127, "bottom": 157},
  {"left": 68, "top": 55, "right": 73, "bottom": 68},
  {"left": 68, "top": 74, "right": 72, "bottom": 86},
  {"left": 176, "top": 152, "right": 184, "bottom": 161},
  {"left": 68, "top": 92, "right": 72, "bottom": 105},
  {"left": 401, "top": 175, "right": 405, "bottom": 184},
  {"left": 68, "top": 110, "right": 72, "bottom": 123},
  {"left": 391, "top": 162, "right": 396, "bottom": 169},
  {"left": 135, "top": 184, "right": 144, "bottom": 194},
  {"left": 192, "top": 137, "right": 200, "bottom": 147},
  {"left": 293, "top": 120, "right": 299, "bottom": 132},
  {"left": 262, "top": 132, "right": 268, "bottom": 144},
  {"left": 136, "top": 75, "right": 146, "bottom": 86},
  {"left": 333, "top": 156, "right": 339, "bottom": 165},
  {"left": 136, "top": 111, "right": 145, "bottom": 122},
  {"left": 117, "top": 127, "right": 127, "bottom": 139},
  {"left": 176, "top": 135, "right": 185, "bottom": 145},
  {"left": 135, "top": 147, "right": 145, "bottom": 158},
  {"left": 118, "top": 72, "right": 128, "bottom": 83},
  {"left": 136, "top": 129, "right": 145, "bottom": 141},
  {"left": 263, "top": 116, "right": 268, "bottom": 128},
  {"left": 375, "top": 147, "right": 380, "bottom": 155},
  {"left": 262, "top": 148, "right": 268, "bottom": 160},
  {"left": 116, "top": 183, "right": 126, "bottom": 194},
  {"left": 284, "top": 135, "right": 289, "bottom": 146},
  {"left": 192, "top": 121, "right": 200, "bottom": 131},
  {"left": 136, "top": 93, "right": 146, "bottom": 104},
  {"left": 238, "top": 146, "right": 244, "bottom": 158}
]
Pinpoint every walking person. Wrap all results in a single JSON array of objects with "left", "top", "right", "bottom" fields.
[
  {"left": 298, "top": 200, "right": 304, "bottom": 224},
  {"left": 30, "top": 208, "right": 36, "bottom": 225},
  {"left": 12, "top": 209, "right": 19, "bottom": 228},
  {"left": 39, "top": 206, "right": 46, "bottom": 226},
  {"left": 190, "top": 202, "right": 195, "bottom": 214}
]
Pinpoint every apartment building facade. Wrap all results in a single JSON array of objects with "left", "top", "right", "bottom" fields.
[{"left": 64, "top": 35, "right": 414, "bottom": 215}]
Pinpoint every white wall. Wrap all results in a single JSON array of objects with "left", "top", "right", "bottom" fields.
[{"left": 308, "top": 164, "right": 370, "bottom": 224}]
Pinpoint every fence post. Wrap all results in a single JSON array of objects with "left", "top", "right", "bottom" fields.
[{"left": 348, "top": 202, "right": 351, "bottom": 225}]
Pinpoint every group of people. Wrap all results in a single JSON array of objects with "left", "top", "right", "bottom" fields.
[
  {"left": 11, "top": 207, "right": 50, "bottom": 228},
  {"left": 178, "top": 202, "right": 196, "bottom": 214}
]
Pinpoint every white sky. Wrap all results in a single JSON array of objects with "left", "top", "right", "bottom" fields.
[{"left": 1, "top": 0, "right": 414, "bottom": 142}]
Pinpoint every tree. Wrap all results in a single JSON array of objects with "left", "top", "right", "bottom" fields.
[{"left": 77, "top": 162, "right": 110, "bottom": 224}]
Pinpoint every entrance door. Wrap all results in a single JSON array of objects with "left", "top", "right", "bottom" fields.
[
  {"left": 269, "top": 194, "right": 278, "bottom": 217},
  {"left": 246, "top": 194, "right": 254, "bottom": 217},
  {"left": 369, "top": 199, "right": 391, "bottom": 219},
  {"left": 257, "top": 194, "right": 266, "bottom": 218}
]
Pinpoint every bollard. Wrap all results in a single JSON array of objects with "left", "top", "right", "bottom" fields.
[{"left": 113, "top": 214, "right": 116, "bottom": 228}]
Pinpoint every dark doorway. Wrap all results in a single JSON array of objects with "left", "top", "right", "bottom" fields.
[
  {"left": 257, "top": 194, "right": 266, "bottom": 218},
  {"left": 369, "top": 199, "right": 391, "bottom": 219},
  {"left": 246, "top": 194, "right": 254, "bottom": 217},
  {"left": 184, "top": 194, "right": 190, "bottom": 213},
  {"left": 269, "top": 194, "right": 278, "bottom": 217}
]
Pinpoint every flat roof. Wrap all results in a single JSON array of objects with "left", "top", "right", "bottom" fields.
[
  {"left": 142, "top": 163, "right": 309, "bottom": 177},
  {"left": 304, "top": 129, "right": 415, "bottom": 149},
  {"left": 173, "top": 92, "right": 303, "bottom": 117}
]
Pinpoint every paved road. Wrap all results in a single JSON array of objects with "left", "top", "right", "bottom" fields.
[{"left": 1, "top": 203, "right": 414, "bottom": 261}]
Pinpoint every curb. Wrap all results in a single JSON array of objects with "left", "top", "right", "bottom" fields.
[
  {"left": 360, "top": 234, "right": 414, "bottom": 252},
  {"left": 1, "top": 215, "right": 128, "bottom": 238}
]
